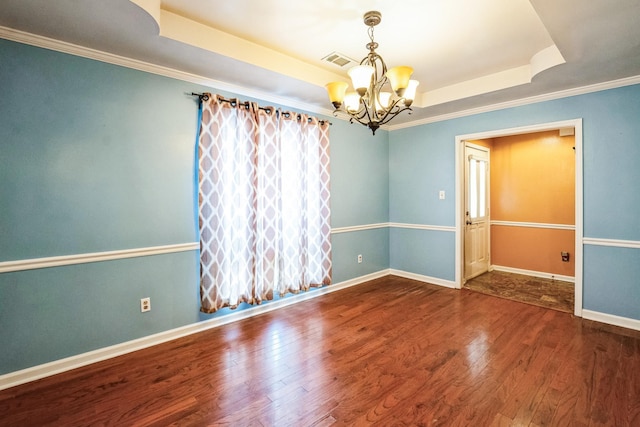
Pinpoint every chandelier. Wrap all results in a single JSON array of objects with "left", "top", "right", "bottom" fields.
[{"left": 325, "top": 11, "right": 419, "bottom": 135}]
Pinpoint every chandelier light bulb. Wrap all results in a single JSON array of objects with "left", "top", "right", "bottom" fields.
[
  {"left": 403, "top": 80, "right": 420, "bottom": 107},
  {"left": 325, "top": 81, "right": 349, "bottom": 109},
  {"left": 348, "top": 65, "right": 375, "bottom": 97},
  {"left": 386, "top": 66, "right": 414, "bottom": 97},
  {"left": 344, "top": 92, "right": 361, "bottom": 113}
]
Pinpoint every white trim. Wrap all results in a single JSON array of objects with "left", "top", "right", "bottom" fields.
[
  {"left": 0, "top": 269, "right": 389, "bottom": 391},
  {"left": 0, "top": 26, "right": 334, "bottom": 118},
  {"left": 455, "top": 119, "right": 584, "bottom": 317},
  {"left": 388, "top": 222, "right": 456, "bottom": 232},
  {"left": 574, "top": 121, "right": 584, "bottom": 316},
  {"left": 455, "top": 140, "right": 463, "bottom": 289},
  {"left": 582, "top": 310, "right": 640, "bottom": 332},
  {"left": 456, "top": 119, "right": 584, "bottom": 142},
  {"left": 1, "top": 26, "right": 639, "bottom": 130},
  {"left": 491, "top": 265, "right": 575, "bottom": 283},
  {"left": 331, "top": 222, "right": 456, "bottom": 234},
  {"left": 389, "top": 269, "right": 457, "bottom": 289},
  {"left": 490, "top": 220, "right": 576, "bottom": 230},
  {"left": 583, "top": 237, "right": 640, "bottom": 249},
  {"left": 464, "top": 141, "right": 490, "bottom": 153},
  {"left": 0, "top": 243, "right": 199, "bottom": 274},
  {"left": 330, "top": 223, "right": 388, "bottom": 234},
  {"left": 389, "top": 76, "right": 640, "bottom": 131}
]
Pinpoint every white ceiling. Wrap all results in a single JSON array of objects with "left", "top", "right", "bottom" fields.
[{"left": 1, "top": 0, "right": 639, "bottom": 126}]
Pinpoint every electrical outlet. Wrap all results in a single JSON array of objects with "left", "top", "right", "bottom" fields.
[
  {"left": 439, "top": 190, "right": 446, "bottom": 200},
  {"left": 140, "top": 297, "right": 151, "bottom": 313},
  {"left": 357, "top": 254, "right": 363, "bottom": 264}
]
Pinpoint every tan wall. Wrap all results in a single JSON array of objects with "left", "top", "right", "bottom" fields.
[
  {"left": 489, "top": 131, "right": 575, "bottom": 275},
  {"left": 491, "top": 226, "right": 575, "bottom": 276}
]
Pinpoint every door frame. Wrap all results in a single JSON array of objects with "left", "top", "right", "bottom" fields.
[{"left": 454, "top": 119, "right": 583, "bottom": 317}]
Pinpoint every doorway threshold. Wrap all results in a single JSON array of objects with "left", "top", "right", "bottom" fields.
[{"left": 463, "top": 270, "right": 574, "bottom": 313}]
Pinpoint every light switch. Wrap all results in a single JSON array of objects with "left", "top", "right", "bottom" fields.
[{"left": 439, "top": 190, "right": 445, "bottom": 200}]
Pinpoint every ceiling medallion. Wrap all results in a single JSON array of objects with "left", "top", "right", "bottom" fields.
[{"left": 326, "top": 11, "right": 419, "bottom": 135}]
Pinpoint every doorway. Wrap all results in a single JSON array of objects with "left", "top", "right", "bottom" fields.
[{"left": 455, "top": 119, "right": 583, "bottom": 316}]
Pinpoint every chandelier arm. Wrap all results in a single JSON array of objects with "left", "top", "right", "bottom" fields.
[
  {"left": 331, "top": 106, "right": 371, "bottom": 126},
  {"left": 361, "top": 98, "right": 377, "bottom": 125},
  {"left": 350, "top": 117, "right": 369, "bottom": 127},
  {"left": 346, "top": 105, "right": 371, "bottom": 127},
  {"left": 378, "top": 105, "right": 413, "bottom": 126},
  {"left": 385, "top": 99, "right": 408, "bottom": 115},
  {"left": 354, "top": 104, "right": 369, "bottom": 121}
]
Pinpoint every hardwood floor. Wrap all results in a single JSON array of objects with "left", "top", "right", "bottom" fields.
[
  {"left": 1, "top": 275, "right": 639, "bottom": 426},
  {"left": 464, "top": 270, "right": 575, "bottom": 313}
]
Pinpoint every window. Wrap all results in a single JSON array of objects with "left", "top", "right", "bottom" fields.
[{"left": 469, "top": 157, "right": 487, "bottom": 219}]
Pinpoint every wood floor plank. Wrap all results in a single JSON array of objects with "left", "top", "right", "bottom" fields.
[
  {"left": 1, "top": 275, "right": 639, "bottom": 426},
  {"left": 547, "top": 322, "right": 607, "bottom": 427},
  {"left": 629, "top": 337, "right": 640, "bottom": 425}
]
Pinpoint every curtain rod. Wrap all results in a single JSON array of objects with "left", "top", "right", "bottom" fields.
[{"left": 190, "top": 93, "right": 331, "bottom": 125}]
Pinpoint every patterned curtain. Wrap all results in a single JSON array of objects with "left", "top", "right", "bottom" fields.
[{"left": 198, "top": 94, "right": 331, "bottom": 313}]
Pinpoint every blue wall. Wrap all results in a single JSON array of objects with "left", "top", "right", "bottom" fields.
[
  {"left": 1, "top": 36, "right": 639, "bottom": 376},
  {"left": 0, "top": 39, "right": 387, "bottom": 374},
  {"left": 389, "top": 85, "right": 640, "bottom": 320},
  {"left": 330, "top": 119, "right": 390, "bottom": 283}
]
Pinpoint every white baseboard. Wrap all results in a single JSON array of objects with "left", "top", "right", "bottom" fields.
[
  {"left": 0, "top": 270, "right": 388, "bottom": 391},
  {"left": 582, "top": 310, "right": 640, "bottom": 332},
  {"left": 491, "top": 265, "right": 575, "bottom": 283},
  {"left": 389, "top": 269, "right": 457, "bottom": 289}
]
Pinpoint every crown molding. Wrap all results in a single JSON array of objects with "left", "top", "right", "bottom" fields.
[
  {"left": 389, "top": 75, "right": 640, "bottom": 130},
  {"left": 0, "top": 26, "right": 335, "bottom": 118},
  {"left": 2, "top": 25, "right": 639, "bottom": 130}
]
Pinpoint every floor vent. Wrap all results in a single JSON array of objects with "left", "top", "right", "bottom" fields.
[{"left": 322, "top": 52, "right": 358, "bottom": 68}]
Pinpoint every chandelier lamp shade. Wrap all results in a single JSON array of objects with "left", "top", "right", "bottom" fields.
[{"left": 325, "top": 11, "right": 419, "bottom": 135}]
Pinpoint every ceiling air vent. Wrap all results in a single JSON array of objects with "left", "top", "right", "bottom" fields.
[{"left": 322, "top": 52, "right": 358, "bottom": 68}]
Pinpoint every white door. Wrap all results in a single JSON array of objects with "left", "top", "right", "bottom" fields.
[{"left": 464, "top": 144, "right": 490, "bottom": 281}]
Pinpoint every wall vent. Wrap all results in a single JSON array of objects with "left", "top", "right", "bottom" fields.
[{"left": 322, "top": 51, "right": 358, "bottom": 68}]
